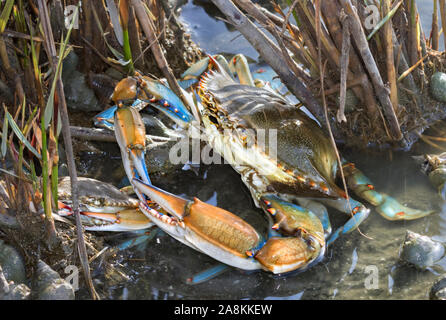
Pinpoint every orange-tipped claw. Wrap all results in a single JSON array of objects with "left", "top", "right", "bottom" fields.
[
  {"left": 80, "top": 209, "right": 154, "bottom": 231},
  {"left": 114, "top": 106, "right": 151, "bottom": 202},
  {"left": 255, "top": 236, "right": 323, "bottom": 274},
  {"left": 133, "top": 178, "right": 265, "bottom": 270},
  {"left": 132, "top": 178, "right": 188, "bottom": 220}
]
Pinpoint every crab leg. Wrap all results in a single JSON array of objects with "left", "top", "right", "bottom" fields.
[
  {"left": 180, "top": 55, "right": 233, "bottom": 89},
  {"left": 114, "top": 105, "right": 151, "bottom": 202},
  {"left": 93, "top": 105, "right": 117, "bottom": 130},
  {"left": 58, "top": 201, "right": 154, "bottom": 232},
  {"left": 186, "top": 264, "right": 231, "bottom": 285},
  {"left": 136, "top": 76, "right": 195, "bottom": 127},
  {"left": 133, "top": 178, "right": 327, "bottom": 274},
  {"left": 320, "top": 197, "right": 371, "bottom": 246},
  {"left": 133, "top": 178, "right": 265, "bottom": 270},
  {"left": 341, "top": 161, "right": 435, "bottom": 220},
  {"left": 229, "top": 54, "right": 255, "bottom": 86}
]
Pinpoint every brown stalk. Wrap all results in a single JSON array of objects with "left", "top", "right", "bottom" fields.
[
  {"left": 297, "top": 1, "right": 374, "bottom": 118},
  {"left": 81, "top": 0, "right": 93, "bottom": 73},
  {"left": 128, "top": 6, "right": 145, "bottom": 70},
  {"left": 131, "top": 0, "right": 187, "bottom": 106},
  {"left": 320, "top": 0, "right": 378, "bottom": 120},
  {"left": 440, "top": 0, "right": 446, "bottom": 51},
  {"left": 383, "top": 0, "right": 398, "bottom": 113},
  {"left": 339, "top": 0, "right": 402, "bottom": 141},
  {"left": 233, "top": 0, "right": 312, "bottom": 83},
  {"left": 337, "top": 11, "right": 350, "bottom": 123},
  {"left": 406, "top": 0, "right": 419, "bottom": 66},
  {"left": 211, "top": 0, "right": 325, "bottom": 122},
  {"left": 261, "top": 6, "right": 316, "bottom": 71},
  {"left": 432, "top": 0, "right": 440, "bottom": 50},
  {"left": 36, "top": 0, "right": 99, "bottom": 300},
  {"left": 298, "top": 0, "right": 341, "bottom": 71}
]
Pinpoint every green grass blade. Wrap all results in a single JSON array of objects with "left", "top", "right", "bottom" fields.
[
  {"left": 1, "top": 110, "right": 8, "bottom": 159},
  {"left": 44, "top": 4, "right": 79, "bottom": 129},
  {"left": 0, "top": 0, "right": 14, "bottom": 34},
  {"left": 6, "top": 111, "right": 41, "bottom": 160}
]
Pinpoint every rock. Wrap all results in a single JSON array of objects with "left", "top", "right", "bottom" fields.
[
  {"left": 38, "top": 281, "right": 75, "bottom": 300},
  {"left": 430, "top": 274, "right": 446, "bottom": 300},
  {"left": 3, "top": 283, "right": 31, "bottom": 300},
  {"left": 35, "top": 260, "right": 75, "bottom": 300},
  {"left": 399, "top": 230, "right": 445, "bottom": 270},
  {"left": 62, "top": 52, "right": 101, "bottom": 112},
  {"left": 430, "top": 72, "right": 446, "bottom": 103},
  {"left": 0, "top": 266, "right": 30, "bottom": 300},
  {"left": 0, "top": 240, "right": 26, "bottom": 284}
]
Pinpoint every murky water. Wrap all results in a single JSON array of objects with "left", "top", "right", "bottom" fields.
[{"left": 79, "top": 1, "right": 446, "bottom": 300}]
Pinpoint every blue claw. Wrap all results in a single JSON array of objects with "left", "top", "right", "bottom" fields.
[
  {"left": 178, "top": 78, "right": 200, "bottom": 90},
  {"left": 93, "top": 105, "right": 118, "bottom": 130},
  {"left": 319, "top": 197, "right": 370, "bottom": 246},
  {"left": 140, "top": 79, "right": 194, "bottom": 127},
  {"left": 326, "top": 207, "right": 370, "bottom": 246},
  {"left": 375, "top": 195, "right": 435, "bottom": 221},
  {"left": 116, "top": 228, "right": 159, "bottom": 251},
  {"left": 186, "top": 264, "right": 231, "bottom": 285}
]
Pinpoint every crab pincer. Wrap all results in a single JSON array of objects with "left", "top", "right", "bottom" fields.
[{"left": 132, "top": 178, "right": 326, "bottom": 274}]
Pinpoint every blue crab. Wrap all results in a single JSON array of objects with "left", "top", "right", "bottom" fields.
[
  {"left": 56, "top": 176, "right": 156, "bottom": 232},
  {"left": 98, "top": 54, "right": 435, "bottom": 274}
]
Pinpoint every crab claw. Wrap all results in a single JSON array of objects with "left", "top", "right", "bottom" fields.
[
  {"left": 57, "top": 201, "right": 154, "bottom": 232},
  {"left": 114, "top": 106, "right": 151, "bottom": 202},
  {"left": 255, "top": 236, "right": 324, "bottom": 274},
  {"left": 260, "top": 195, "right": 325, "bottom": 245},
  {"left": 93, "top": 105, "right": 117, "bottom": 130},
  {"left": 228, "top": 54, "right": 255, "bottom": 86},
  {"left": 181, "top": 56, "right": 211, "bottom": 82},
  {"left": 373, "top": 194, "right": 435, "bottom": 221},
  {"left": 111, "top": 77, "right": 139, "bottom": 104},
  {"left": 133, "top": 178, "right": 266, "bottom": 271},
  {"left": 137, "top": 76, "right": 194, "bottom": 127},
  {"left": 179, "top": 55, "right": 233, "bottom": 90},
  {"left": 342, "top": 161, "right": 435, "bottom": 221},
  {"left": 256, "top": 195, "right": 325, "bottom": 273},
  {"left": 79, "top": 209, "right": 154, "bottom": 232}
]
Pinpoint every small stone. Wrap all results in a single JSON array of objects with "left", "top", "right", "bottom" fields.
[
  {"left": 430, "top": 72, "right": 446, "bottom": 102},
  {"left": 62, "top": 51, "right": 101, "bottom": 112},
  {"left": 3, "top": 283, "right": 31, "bottom": 300},
  {"left": 430, "top": 275, "right": 446, "bottom": 300},
  {"left": 399, "top": 230, "right": 445, "bottom": 270},
  {"left": 38, "top": 281, "right": 75, "bottom": 300},
  {"left": 35, "top": 260, "right": 74, "bottom": 300},
  {"left": 0, "top": 240, "right": 26, "bottom": 284}
]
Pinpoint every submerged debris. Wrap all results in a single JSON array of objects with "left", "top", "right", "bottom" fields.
[{"left": 430, "top": 274, "right": 446, "bottom": 300}]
